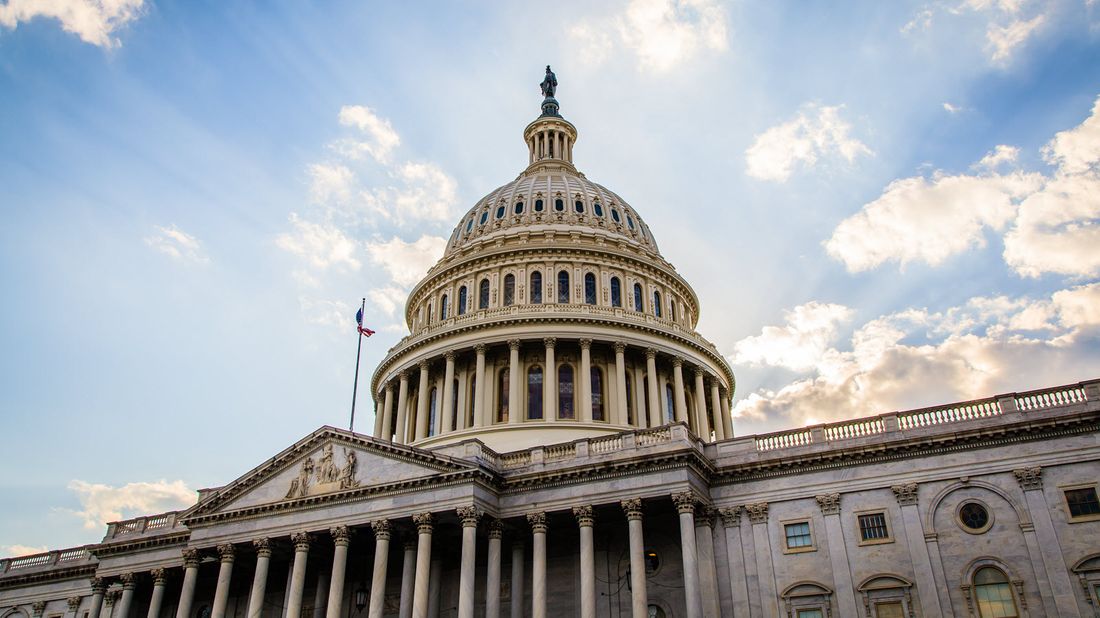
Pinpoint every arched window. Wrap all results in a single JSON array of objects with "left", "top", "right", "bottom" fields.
[
  {"left": 530, "top": 271, "right": 542, "bottom": 304},
  {"left": 440, "top": 294, "right": 449, "bottom": 320},
  {"left": 479, "top": 210, "right": 489, "bottom": 225},
  {"left": 593, "top": 202, "right": 604, "bottom": 217},
  {"left": 427, "top": 304, "right": 433, "bottom": 324},
  {"left": 458, "top": 286, "right": 467, "bottom": 315},
  {"left": 633, "top": 283, "right": 644, "bottom": 312},
  {"left": 514, "top": 201, "right": 524, "bottom": 215},
  {"left": 558, "top": 365, "right": 575, "bottom": 420},
  {"left": 591, "top": 367, "right": 604, "bottom": 421},
  {"left": 558, "top": 270, "right": 570, "bottom": 303},
  {"left": 479, "top": 279, "right": 490, "bottom": 309},
  {"left": 973, "top": 568, "right": 1018, "bottom": 617},
  {"left": 465, "top": 218, "right": 474, "bottom": 233},
  {"left": 610, "top": 277, "right": 622, "bottom": 307},
  {"left": 584, "top": 273, "right": 597, "bottom": 305},
  {"left": 665, "top": 383, "right": 675, "bottom": 423},
  {"left": 627, "top": 214, "right": 635, "bottom": 229},
  {"left": 495, "top": 205, "right": 506, "bottom": 219},
  {"left": 554, "top": 198, "right": 565, "bottom": 212},
  {"left": 428, "top": 387, "right": 438, "bottom": 437},
  {"left": 534, "top": 199, "right": 544, "bottom": 212},
  {"left": 574, "top": 200, "right": 584, "bottom": 213},
  {"left": 497, "top": 368, "right": 509, "bottom": 423},
  {"left": 527, "top": 366, "right": 543, "bottom": 420},
  {"left": 653, "top": 291, "right": 662, "bottom": 317},
  {"left": 503, "top": 274, "right": 515, "bottom": 306},
  {"left": 669, "top": 298, "right": 676, "bottom": 321}
]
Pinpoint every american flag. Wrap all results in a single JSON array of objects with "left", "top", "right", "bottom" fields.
[{"left": 355, "top": 307, "right": 375, "bottom": 337}]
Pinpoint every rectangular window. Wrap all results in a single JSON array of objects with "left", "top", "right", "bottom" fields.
[
  {"left": 796, "top": 610, "right": 823, "bottom": 618},
  {"left": 859, "top": 512, "right": 890, "bottom": 541},
  {"left": 784, "top": 521, "right": 812, "bottom": 549},
  {"left": 874, "top": 602, "right": 905, "bottom": 618},
  {"left": 1066, "top": 487, "right": 1100, "bottom": 518}
]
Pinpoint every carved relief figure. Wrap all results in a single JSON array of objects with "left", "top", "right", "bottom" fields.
[
  {"left": 316, "top": 443, "right": 339, "bottom": 484},
  {"left": 285, "top": 457, "right": 313, "bottom": 499},
  {"left": 339, "top": 449, "right": 361, "bottom": 490}
]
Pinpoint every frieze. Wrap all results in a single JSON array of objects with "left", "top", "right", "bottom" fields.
[{"left": 284, "top": 443, "right": 363, "bottom": 500}]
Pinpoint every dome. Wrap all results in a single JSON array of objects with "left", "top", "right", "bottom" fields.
[{"left": 369, "top": 68, "right": 734, "bottom": 453}]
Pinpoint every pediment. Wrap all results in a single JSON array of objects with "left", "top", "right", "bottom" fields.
[{"left": 182, "top": 427, "right": 482, "bottom": 522}]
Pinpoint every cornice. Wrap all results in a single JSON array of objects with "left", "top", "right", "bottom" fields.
[
  {"left": 91, "top": 531, "right": 191, "bottom": 559},
  {"left": 0, "top": 565, "right": 97, "bottom": 590},
  {"left": 500, "top": 449, "right": 716, "bottom": 494}
]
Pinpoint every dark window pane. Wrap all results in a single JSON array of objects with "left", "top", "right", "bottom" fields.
[
  {"left": 558, "top": 270, "right": 570, "bottom": 303},
  {"left": 504, "top": 274, "right": 515, "bottom": 306},
  {"left": 458, "top": 286, "right": 467, "bottom": 315},
  {"left": 479, "top": 211, "right": 488, "bottom": 224},
  {"left": 611, "top": 277, "right": 622, "bottom": 307},
  {"left": 1066, "top": 488, "right": 1100, "bottom": 517},
  {"left": 558, "top": 365, "right": 575, "bottom": 419},
  {"left": 496, "top": 205, "right": 506, "bottom": 219},
  {"left": 574, "top": 200, "right": 584, "bottom": 213},
  {"left": 479, "top": 279, "right": 490, "bottom": 309},
  {"left": 428, "top": 388, "right": 438, "bottom": 437},
  {"left": 440, "top": 295, "right": 449, "bottom": 320},
  {"left": 498, "top": 368, "right": 509, "bottom": 423},
  {"left": 554, "top": 199, "right": 564, "bottom": 212},
  {"left": 515, "top": 201, "right": 524, "bottom": 214},
  {"left": 527, "top": 366, "right": 543, "bottom": 420},
  {"left": 634, "top": 283, "right": 643, "bottom": 312},
  {"left": 959, "top": 503, "right": 989, "bottom": 530},
  {"left": 530, "top": 271, "right": 542, "bottom": 304},
  {"left": 653, "top": 291, "right": 662, "bottom": 317},
  {"left": 591, "top": 367, "right": 603, "bottom": 421},
  {"left": 611, "top": 208, "right": 621, "bottom": 222},
  {"left": 535, "top": 199, "right": 544, "bottom": 211},
  {"left": 858, "top": 513, "right": 889, "bottom": 540},
  {"left": 584, "top": 273, "right": 596, "bottom": 305}
]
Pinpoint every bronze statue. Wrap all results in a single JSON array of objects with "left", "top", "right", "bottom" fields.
[{"left": 540, "top": 65, "right": 557, "bottom": 99}]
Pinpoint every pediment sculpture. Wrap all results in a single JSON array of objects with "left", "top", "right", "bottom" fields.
[{"left": 285, "top": 443, "right": 362, "bottom": 499}]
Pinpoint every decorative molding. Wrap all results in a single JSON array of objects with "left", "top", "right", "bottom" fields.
[
  {"left": 1014, "top": 466, "right": 1043, "bottom": 491},
  {"left": 621, "top": 498, "right": 644, "bottom": 521},
  {"left": 371, "top": 520, "right": 392, "bottom": 541},
  {"left": 291, "top": 532, "right": 311, "bottom": 552},
  {"left": 579, "top": 338, "right": 592, "bottom": 350},
  {"left": 413, "top": 512, "right": 434, "bottom": 534},
  {"left": 252, "top": 538, "right": 272, "bottom": 558},
  {"left": 103, "top": 591, "right": 118, "bottom": 608},
  {"left": 119, "top": 572, "right": 136, "bottom": 588},
  {"left": 90, "top": 577, "right": 106, "bottom": 594},
  {"left": 527, "top": 511, "right": 548, "bottom": 533},
  {"left": 456, "top": 506, "right": 482, "bottom": 528},
  {"left": 217, "top": 544, "right": 235, "bottom": 563},
  {"left": 745, "top": 502, "right": 769, "bottom": 524},
  {"left": 150, "top": 568, "right": 167, "bottom": 585},
  {"left": 572, "top": 505, "right": 595, "bottom": 527},
  {"left": 486, "top": 519, "right": 504, "bottom": 539},
  {"left": 672, "top": 357, "right": 684, "bottom": 368},
  {"left": 508, "top": 339, "right": 521, "bottom": 351},
  {"left": 182, "top": 549, "right": 201, "bottom": 569},
  {"left": 67, "top": 597, "right": 81, "bottom": 612},
  {"left": 718, "top": 506, "right": 742, "bottom": 528},
  {"left": 816, "top": 493, "right": 841, "bottom": 515},
  {"left": 693, "top": 367, "right": 704, "bottom": 378},
  {"left": 32, "top": 602, "right": 45, "bottom": 617},
  {"left": 613, "top": 341, "right": 626, "bottom": 354},
  {"left": 543, "top": 337, "right": 557, "bottom": 349},
  {"left": 671, "top": 491, "right": 696, "bottom": 514},
  {"left": 474, "top": 344, "right": 487, "bottom": 355},
  {"left": 330, "top": 525, "right": 351, "bottom": 547},
  {"left": 645, "top": 348, "right": 657, "bottom": 360},
  {"left": 444, "top": 350, "right": 456, "bottom": 361},
  {"left": 694, "top": 505, "right": 717, "bottom": 528},
  {"left": 892, "top": 483, "right": 920, "bottom": 506}
]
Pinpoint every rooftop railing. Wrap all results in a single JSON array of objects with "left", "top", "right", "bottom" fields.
[
  {"left": 1, "top": 546, "right": 93, "bottom": 574},
  {"left": 104, "top": 511, "right": 183, "bottom": 539}
]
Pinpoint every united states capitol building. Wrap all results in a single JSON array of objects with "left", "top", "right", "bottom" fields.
[{"left": 3, "top": 70, "right": 1100, "bottom": 618}]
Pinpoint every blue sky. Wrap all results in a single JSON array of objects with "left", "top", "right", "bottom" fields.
[{"left": 1, "top": 0, "right": 1099, "bottom": 554}]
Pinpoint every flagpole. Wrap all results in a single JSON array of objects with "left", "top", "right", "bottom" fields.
[{"left": 349, "top": 297, "right": 366, "bottom": 432}]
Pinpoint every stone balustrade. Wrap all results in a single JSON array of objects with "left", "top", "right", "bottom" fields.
[
  {"left": 1, "top": 545, "right": 94, "bottom": 573},
  {"left": 105, "top": 511, "right": 183, "bottom": 539}
]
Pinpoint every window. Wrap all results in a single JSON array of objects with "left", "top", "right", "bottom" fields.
[
  {"left": 593, "top": 202, "right": 604, "bottom": 217},
  {"left": 514, "top": 201, "right": 524, "bottom": 215},
  {"left": 1066, "top": 487, "right": 1100, "bottom": 519},
  {"left": 611, "top": 207, "right": 621, "bottom": 223},
  {"left": 530, "top": 271, "right": 542, "bottom": 304},
  {"left": 458, "top": 286, "right": 467, "bottom": 315},
  {"left": 796, "top": 611, "right": 823, "bottom": 618},
  {"left": 479, "top": 210, "right": 488, "bottom": 225},
  {"left": 858, "top": 512, "right": 891, "bottom": 543},
  {"left": 558, "top": 365, "right": 575, "bottom": 419},
  {"left": 428, "top": 388, "right": 438, "bottom": 437},
  {"left": 478, "top": 279, "right": 490, "bottom": 310},
  {"left": 558, "top": 270, "right": 570, "bottom": 303},
  {"left": 439, "top": 295, "right": 449, "bottom": 320},
  {"left": 451, "top": 379, "right": 459, "bottom": 430},
  {"left": 627, "top": 214, "right": 635, "bottom": 229},
  {"left": 973, "top": 567, "right": 1018, "bottom": 618},
  {"left": 554, "top": 198, "right": 564, "bottom": 212},
  {"left": 665, "top": 383, "right": 675, "bottom": 423},
  {"left": 653, "top": 291, "right": 662, "bottom": 317},
  {"left": 958, "top": 501, "right": 992, "bottom": 533},
  {"left": 574, "top": 200, "right": 584, "bottom": 213},
  {"left": 610, "top": 277, "right": 622, "bottom": 307},
  {"left": 527, "top": 366, "right": 543, "bottom": 420},
  {"left": 784, "top": 521, "right": 814, "bottom": 551},
  {"left": 503, "top": 274, "right": 515, "bottom": 306},
  {"left": 591, "top": 367, "right": 604, "bottom": 421},
  {"left": 534, "top": 199, "right": 544, "bottom": 212},
  {"left": 874, "top": 602, "right": 905, "bottom": 618},
  {"left": 633, "top": 283, "right": 644, "bottom": 312},
  {"left": 669, "top": 298, "right": 676, "bottom": 321},
  {"left": 625, "top": 372, "right": 634, "bottom": 425},
  {"left": 644, "top": 550, "right": 660, "bottom": 575},
  {"left": 495, "top": 205, "right": 506, "bottom": 219},
  {"left": 584, "top": 273, "right": 596, "bottom": 305},
  {"left": 427, "top": 304, "right": 433, "bottom": 324},
  {"left": 465, "top": 218, "right": 474, "bottom": 233},
  {"left": 497, "top": 368, "right": 509, "bottom": 423}
]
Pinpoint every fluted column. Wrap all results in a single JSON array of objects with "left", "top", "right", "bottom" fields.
[
  {"left": 395, "top": 372, "right": 410, "bottom": 444},
  {"left": 621, "top": 499, "right": 648, "bottom": 618},
  {"left": 324, "top": 527, "right": 350, "bottom": 618},
  {"left": 694, "top": 508, "right": 720, "bottom": 618},
  {"left": 579, "top": 339, "right": 593, "bottom": 421},
  {"left": 380, "top": 384, "right": 395, "bottom": 441},
  {"left": 645, "top": 349, "right": 661, "bottom": 426},
  {"left": 104, "top": 591, "right": 117, "bottom": 618},
  {"left": 245, "top": 539, "right": 271, "bottom": 618},
  {"left": 508, "top": 340, "right": 521, "bottom": 423},
  {"left": 573, "top": 506, "right": 596, "bottom": 618},
  {"left": 88, "top": 578, "right": 107, "bottom": 618},
  {"left": 613, "top": 342, "right": 628, "bottom": 425},
  {"left": 485, "top": 520, "right": 504, "bottom": 618},
  {"left": 211, "top": 544, "right": 235, "bottom": 618},
  {"left": 693, "top": 369, "right": 710, "bottom": 440},
  {"left": 441, "top": 351, "right": 456, "bottom": 433},
  {"left": 145, "top": 569, "right": 167, "bottom": 618},
  {"left": 510, "top": 542, "right": 525, "bottom": 618},
  {"left": 718, "top": 508, "right": 750, "bottom": 617},
  {"left": 528, "top": 512, "right": 548, "bottom": 618},
  {"left": 415, "top": 361, "right": 431, "bottom": 440},
  {"left": 175, "top": 550, "right": 201, "bottom": 618},
  {"left": 412, "top": 514, "right": 434, "bottom": 618},
  {"left": 543, "top": 338, "right": 557, "bottom": 421},
  {"left": 68, "top": 597, "right": 82, "bottom": 618},
  {"left": 456, "top": 507, "right": 481, "bottom": 618},
  {"left": 286, "top": 533, "right": 311, "bottom": 618},
  {"left": 672, "top": 493, "right": 702, "bottom": 618},
  {"left": 709, "top": 382, "right": 725, "bottom": 440},
  {"left": 367, "top": 521, "right": 391, "bottom": 618},
  {"left": 399, "top": 538, "right": 416, "bottom": 618},
  {"left": 672, "top": 359, "right": 688, "bottom": 425},
  {"left": 473, "top": 344, "right": 487, "bottom": 427},
  {"left": 720, "top": 392, "right": 733, "bottom": 438},
  {"left": 115, "top": 573, "right": 136, "bottom": 618}
]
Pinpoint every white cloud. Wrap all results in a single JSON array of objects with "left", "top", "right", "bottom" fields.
[
  {"left": 943, "top": 102, "right": 964, "bottom": 114},
  {"left": 364, "top": 235, "right": 447, "bottom": 288},
  {"left": 144, "top": 224, "right": 210, "bottom": 264},
  {"left": 368, "top": 286, "right": 408, "bottom": 319},
  {"left": 731, "top": 302, "right": 854, "bottom": 373},
  {"left": 1003, "top": 172, "right": 1100, "bottom": 278},
  {"left": 0, "top": 0, "right": 144, "bottom": 48},
  {"left": 276, "top": 214, "right": 361, "bottom": 271},
  {"left": 986, "top": 13, "right": 1045, "bottom": 62},
  {"left": 297, "top": 297, "right": 353, "bottom": 329},
  {"left": 903, "top": 0, "right": 1052, "bottom": 65},
  {"left": 1, "top": 544, "right": 48, "bottom": 557},
  {"left": 745, "top": 103, "right": 871, "bottom": 182},
  {"left": 63, "top": 479, "right": 195, "bottom": 530},
  {"left": 307, "top": 163, "right": 355, "bottom": 206},
  {"left": 334, "top": 105, "right": 401, "bottom": 163},
  {"left": 1041, "top": 95, "right": 1100, "bottom": 175},
  {"left": 974, "top": 144, "right": 1020, "bottom": 171},
  {"left": 570, "top": 0, "right": 729, "bottom": 73}
]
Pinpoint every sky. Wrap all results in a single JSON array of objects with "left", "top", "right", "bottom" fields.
[{"left": 1, "top": 0, "right": 1099, "bottom": 556}]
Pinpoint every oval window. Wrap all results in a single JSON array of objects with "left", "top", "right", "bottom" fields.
[
  {"left": 626, "top": 214, "right": 635, "bottom": 229},
  {"left": 593, "top": 202, "right": 604, "bottom": 217},
  {"left": 958, "top": 501, "right": 992, "bottom": 533},
  {"left": 465, "top": 218, "right": 474, "bottom": 232},
  {"left": 514, "top": 201, "right": 524, "bottom": 214},
  {"left": 555, "top": 199, "right": 565, "bottom": 212},
  {"left": 574, "top": 200, "right": 584, "bottom": 213},
  {"left": 611, "top": 208, "right": 621, "bottom": 223},
  {"left": 496, "top": 205, "right": 506, "bottom": 219},
  {"left": 535, "top": 199, "right": 544, "bottom": 212},
  {"left": 479, "top": 211, "right": 488, "bottom": 225}
]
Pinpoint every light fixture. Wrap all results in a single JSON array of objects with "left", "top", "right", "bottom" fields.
[{"left": 354, "top": 585, "right": 368, "bottom": 613}]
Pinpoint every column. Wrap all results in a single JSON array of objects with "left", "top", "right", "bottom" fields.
[
  {"left": 325, "top": 527, "right": 350, "bottom": 618},
  {"left": 395, "top": 372, "right": 410, "bottom": 444},
  {"left": 815, "top": 494, "right": 858, "bottom": 617},
  {"left": 211, "top": 544, "right": 235, "bottom": 618},
  {"left": 367, "top": 521, "right": 391, "bottom": 618},
  {"left": 528, "top": 512, "right": 548, "bottom": 618},
  {"left": 427, "top": 560, "right": 442, "bottom": 618},
  {"left": 415, "top": 361, "right": 431, "bottom": 440},
  {"left": 645, "top": 349, "right": 661, "bottom": 427},
  {"left": 441, "top": 351, "right": 456, "bottom": 433},
  {"left": 175, "top": 549, "right": 200, "bottom": 618},
  {"left": 510, "top": 542, "right": 525, "bottom": 618},
  {"left": 104, "top": 594, "right": 117, "bottom": 618},
  {"left": 372, "top": 398, "right": 384, "bottom": 438},
  {"left": 311, "top": 571, "right": 328, "bottom": 618},
  {"left": 579, "top": 339, "right": 593, "bottom": 422},
  {"left": 709, "top": 382, "right": 725, "bottom": 441},
  {"left": 412, "top": 513, "right": 434, "bottom": 618},
  {"left": 115, "top": 573, "right": 136, "bottom": 618},
  {"left": 485, "top": 520, "right": 504, "bottom": 618},
  {"left": 693, "top": 368, "right": 710, "bottom": 440},
  {"left": 718, "top": 508, "right": 750, "bottom": 618},
  {"left": 381, "top": 384, "right": 395, "bottom": 441},
  {"left": 456, "top": 507, "right": 481, "bottom": 618},
  {"left": 399, "top": 539, "right": 416, "bottom": 618},
  {"left": 890, "top": 484, "right": 943, "bottom": 616},
  {"left": 508, "top": 340, "right": 521, "bottom": 424},
  {"left": 614, "top": 342, "right": 628, "bottom": 426},
  {"left": 88, "top": 577, "right": 106, "bottom": 618},
  {"left": 695, "top": 508, "right": 720, "bottom": 618},
  {"left": 1014, "top": 467, "right": 1081, "bottom": 616},
  {"left": 633, "top": 370, "right": 648, "bottom": 428},
  {"left": 246, "top": 539, "right": 271, "bottom": 618},
  {"left": 573, "top": 506, "right": 596, "bottom": 618},
  {"left": 147, "top": 569, "right": 168, "bottom": 618},
  {"left": 721, "top": 392, "right": 734, "bottom": 438},
  {"left": 746, "top": 504, "right": 780, "bottom": 618},
  {"left": 473, "top": 344, "right": 487, "bottom": 427},
  {"left": 672, "top": 359, "right": 688, "bottom": 425},
  {"left": 543, "top": 338, "right": 557, "bottom": 421},
  {"left": 68, "top": 597, "right": 82, "bottom": 618},
  {"left": 621, "top": 499, "right": 648, "bottom": 618},
  {"left": 672, "top": 493, "right": 703, "bottom": 618},
  {"left": 286, "top": 533, "right": 311, "bottom": 618}
]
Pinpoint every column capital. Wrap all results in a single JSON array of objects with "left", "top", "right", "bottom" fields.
[
  {"left": 32, "top": 602, "right": 46, "bottom": 617},
  {"left": 444, "top": 349, "right": 456, "bottom": 361},
  {"left": 645, "top": 348, "right": 657, "bottom": 360},
  {"left": 217, "top": 544, "right": 235, "bottom": 563},
  {"left": 613, "top": 341, "right": 626, "bottom": 354},
  {"left": 671, "top": 357, "right": 684, "bottom": 368},
  {"left": 543, "top": 337, "right": 557, "bottom": 349},
  {"left": 579, "top": 338, "right": 593, "bottom": 350},
  {"left": 399, "top": 369, "right": 410, "bottom": 380},
  {"left": 291, "top": 531, "right": 312, "bottom": 551},
  {"left": 330, "top": 525, "right": 351, "bottom": 547},
  {"left": 474, "top": 343, "right": 487, "bottom": 355},
  {"left": 508, "top": 339, "right": 522, "bottom": 351},
  {"left": 572, "top": 505, "right": 595, "bottom": 527},
  {"left": 693, "top": 366, "right": 704, "bottom": 378},
  {"left": 816, "top": 493, "right": 841, "bottom": 515},
  {"left": 90, "top": 577, "right": 106, "bottom": 594},
  {"left": 371, "top": 519, "right": 392, "bottom": 540},
  {"left": 253, "top": 537, "right": 272, "bottom": 558},
  {"left": 745, "top": 502, "right": 769, "bottom": 524},
  {"left": 456, "top": 505, "right": 482, "bottom": 528},
  {"left": 1014, "top": 466, "right": 1043, "bottom": 491},
  {"left": 527, "top": 511, "right": 548, "bottom": 533},
  {"left": 103, "top": 592, "right": 118, "bottom": 608},
  {"left": 621, "top": 498, "right": 644, "bottom": 521},
  {"left": 418, "top": 359, "right": 431, "bottom": 371},
  {"left": 182, "top": 548, "right": 201, "bottom": 568},
  {"left": 693, "top": 505, "right": 716, "bottom": 528},
  {"left": 486, "top": 519, "right": 504, "bottom": 539},
  {"left": 671, "top": 491, "right": 696, "bottom": 514},
  {"left": 718, "top": 506, "right": 742, "bottom": 528},
  {"left": 413, "top": 512, "right": 434, "bottom": 534},
  {"left": 150, "top": 568, "right": 168, "bottom": 585},
  {"left": 119, "top": 572, "right": 136, "bottom": 589},
  {"left": 67, "top": 597, "right": 82, "bottom": 612},
  {"left": 891, "top": 482, "right": 920, "bottom": 506}
]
